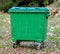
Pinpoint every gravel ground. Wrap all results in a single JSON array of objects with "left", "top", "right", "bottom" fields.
[{"left": 0, "top": 47, "right": 60, "bottom": 54}]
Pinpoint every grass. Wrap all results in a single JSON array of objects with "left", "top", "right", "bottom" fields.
[
  {"left": 47, "top": 36, "right": 60, "bottom": 51},
  {"left": 54, "top": 28, "right": 60, "bottom": 36},
  {"left": 48, "top": 0, "right": 60, "bottom": 10},
  {"left": 0, "top": 35, "right": 4, "bottom": 39},
  {"left": 0, "top": 12, "right": 12, "bottom": 49}
]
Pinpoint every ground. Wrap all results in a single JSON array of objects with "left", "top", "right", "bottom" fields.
[{"left": 0, "top": 9, "right": 60, "bottom": 54}]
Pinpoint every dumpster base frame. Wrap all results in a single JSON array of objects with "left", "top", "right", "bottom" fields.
[
  {"left": 12, "top": 40, "right": 45, "bottom": 49},
  {"left": 12, "top": 39, "right": 45, "bottom": 43}
]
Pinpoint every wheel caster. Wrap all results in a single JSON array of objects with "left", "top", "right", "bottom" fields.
[
  {"left": 35, "top": 43, "right": 42, "bottom": 50},
  {"left": 35, "top": 42, "right": 44, "bottom": 50},
  {"left": 13, "top": 41, "right": 21, "bottom": 48},
  {"left": 13, "top": 42, "right": 17, "bottom": 48}
]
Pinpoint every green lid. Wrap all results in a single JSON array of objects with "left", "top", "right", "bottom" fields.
[{"left": 8, "top": 7, "right": 49, "bottom": 13}]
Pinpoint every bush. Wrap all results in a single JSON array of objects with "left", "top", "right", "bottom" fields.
[
  {"left": 0, "top": 0, "right": 57, "bottom": 12},
  {"left": 0, "top": 0, "right": 13, "bottom": 12}
]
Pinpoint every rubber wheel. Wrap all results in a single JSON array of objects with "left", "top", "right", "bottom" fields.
[
  {"left": 35, "top": 42, "right": 44, "bottom": 50},
  {"left": 36, "top": 44, "right": 42, "bottom": 50},
  {"left": 13, "top": 43, "right": 17, "bottom": 48}
]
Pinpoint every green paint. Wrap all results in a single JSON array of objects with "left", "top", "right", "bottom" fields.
[{"left": 9, "top": 7, "right": 49, "bottom": 43}]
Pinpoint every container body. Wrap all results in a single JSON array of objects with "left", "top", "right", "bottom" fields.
[{"left": 9, "top": 7, "right": 49, "bottom": 43}]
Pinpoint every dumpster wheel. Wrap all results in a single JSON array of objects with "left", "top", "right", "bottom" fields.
[
  {"left": 13, "top": 41, "right": 21, "bottom": 48},
  {"left": 35, "top": 42, "right": 44, "bottom": 50},
  {"left": 13, "top": 42, "right": 17, "bottom": 48}
]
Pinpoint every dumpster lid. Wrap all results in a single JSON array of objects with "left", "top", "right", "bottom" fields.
[{"left": 8, "top": 7, "right": 49, "bottom": 13}]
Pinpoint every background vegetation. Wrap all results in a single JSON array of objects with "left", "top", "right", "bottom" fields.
[{"left": 0, "top": 0, "right": 58, "bottom": 12}]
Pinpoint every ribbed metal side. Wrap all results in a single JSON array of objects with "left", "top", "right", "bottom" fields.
[{"left": 10, "top": 12, "right": 48, "bottom": 42}]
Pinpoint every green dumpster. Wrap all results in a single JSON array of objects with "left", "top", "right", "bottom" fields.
[{"left": 9, "top": 7, "right": 49, "bottom": 49}]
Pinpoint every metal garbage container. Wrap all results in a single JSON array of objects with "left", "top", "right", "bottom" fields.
[{"left": 9, "top": 7, "right": 49, "bottom": 49}]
